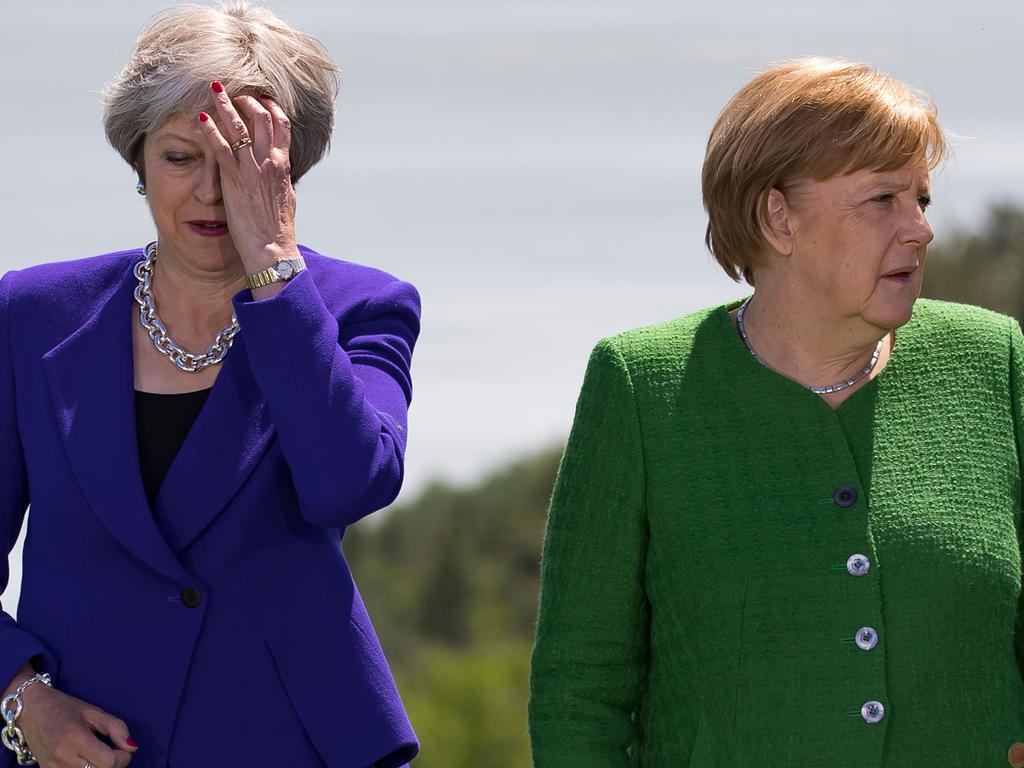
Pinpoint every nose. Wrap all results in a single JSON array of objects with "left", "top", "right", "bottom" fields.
[
  {"left": 899, "top": 200, "right": 934, "bottom": 248},
  {"left": 193, "top": 155, "right": 223, "bottom": 206}
]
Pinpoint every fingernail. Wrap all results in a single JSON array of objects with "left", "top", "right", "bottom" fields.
[
  {"left": 126, "top": 737, "right": 138, "bottom": 748},
  {"left": 211, "top": 81, "right": 224, "bottom": 94},
  {"left": 198, "top": 112, "right": 209, "bottom": 123}
]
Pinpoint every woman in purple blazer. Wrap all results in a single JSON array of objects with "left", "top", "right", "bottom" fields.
[{"left": 0, "top": 4, "right": 418, "bottom": 768}]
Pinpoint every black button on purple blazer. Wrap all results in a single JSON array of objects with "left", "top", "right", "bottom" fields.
[{"left": 0, "top": 245, "right": 420, "bottom": 768}]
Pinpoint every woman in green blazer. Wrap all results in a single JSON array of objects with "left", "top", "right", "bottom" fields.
[{"left": 529, "top": 57, "right": 1024, "bottom": 767}]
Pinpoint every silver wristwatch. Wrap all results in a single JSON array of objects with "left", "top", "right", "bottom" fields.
[{"left": 245, "top": 256, "right": 306, "bottom": 290}]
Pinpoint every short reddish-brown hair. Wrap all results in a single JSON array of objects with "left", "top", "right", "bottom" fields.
[{"left": 702, "top": 58, "right": 947, "bottom": 285}]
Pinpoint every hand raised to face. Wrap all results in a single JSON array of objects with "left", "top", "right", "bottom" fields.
[{"left": 196, "top": 81, "right": 301, "bottom": 271}]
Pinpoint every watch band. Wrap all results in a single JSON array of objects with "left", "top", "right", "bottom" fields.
[{"left": 245, "top": 256, "right": 307, "bottom": 290}]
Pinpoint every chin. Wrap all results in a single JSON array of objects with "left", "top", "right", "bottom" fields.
[
  {"left": 867, "top": 299, "right": 917, "bottom": 332},
  {"left": 185, "top": 236, "right": 241, "bottom": 267}
]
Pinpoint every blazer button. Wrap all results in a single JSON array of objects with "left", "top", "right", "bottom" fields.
[
  {"left": 833, "top": 485, "right": 858, "bottom": 508},
  {"left": 855, "top": 626, "right": 878, "bottom": 651},
  {"left": 1009, "top": 742, "right": 1024, "bottom": 768},
  {"left": 846, "top": 554, "right": 871, "bottom": 577},
  {"left": 180, "top": 587, "right": 202, "bottom": 609},
  {"left": 860, "top": 700, "right": 885, "bottom": 724}
]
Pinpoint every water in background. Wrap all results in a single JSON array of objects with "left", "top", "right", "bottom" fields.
[{"left": 1, "top": 0, "right": 1021, "bottom": 611}]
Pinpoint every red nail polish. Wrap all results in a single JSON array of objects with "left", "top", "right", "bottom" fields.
[
  {"left": 211, "top": 81, "right": 224, "bottom": 94},
  {"left": 126, "top": 737, "right": 138, "bottom": 748},
  {"left": 198, "top": 112, "right": 209, "bottom": 123}
]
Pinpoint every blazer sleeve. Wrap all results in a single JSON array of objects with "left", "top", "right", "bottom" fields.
[
  {"left": 1009, "top": 317, "right": 1024, "bottom": 680},
  {"left": 231, "top": 267, "right": 420, "bottom": 528},
  {"left": 529, "top": 338, "right": 650, "bottom": 767},
  {"left": 0, "top": 271, "right": 59, "bottom": 688}
]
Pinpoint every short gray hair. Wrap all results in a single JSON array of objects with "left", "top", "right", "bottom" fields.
[{"left": 103, "top": 1, "right": 340, "bottom": 183}]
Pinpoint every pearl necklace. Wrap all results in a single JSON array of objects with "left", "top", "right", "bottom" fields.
[{"left": 735, "top": 297, "right": 883, "bottom": 395}]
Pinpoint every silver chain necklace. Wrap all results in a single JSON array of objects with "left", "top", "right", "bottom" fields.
[
  {"left": 735, "top": 297, "right": 883, "bottom": 395},
  {"left": 133, "top": 242, "right": 240, "bottom": 373}
]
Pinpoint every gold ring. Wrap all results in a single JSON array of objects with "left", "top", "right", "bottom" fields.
[{"left": 229, "top": 136, "right": 253, "bottom": 153}]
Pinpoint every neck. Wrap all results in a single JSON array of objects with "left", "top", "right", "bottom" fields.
[
  {"left": 148, "top": 248, "right": 246, "bottom": 340},
  {"left": 737, "top": 287, "right": 890, "bottom": 392}
]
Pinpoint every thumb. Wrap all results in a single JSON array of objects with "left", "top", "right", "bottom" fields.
[{"left": 83, "top": 708, "right": 139, "bottom": 751}]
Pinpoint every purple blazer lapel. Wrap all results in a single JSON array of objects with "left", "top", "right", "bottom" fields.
[
  {"left": 41, "top": 262, "right": 193, "bottom": 586},
  {"left": 153, "top": 331, "right": 276, "bottom": 553}
]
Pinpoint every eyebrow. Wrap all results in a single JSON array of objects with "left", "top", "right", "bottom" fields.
[{"left": 866, "top": 179, "right": 931, "bottom": 195}]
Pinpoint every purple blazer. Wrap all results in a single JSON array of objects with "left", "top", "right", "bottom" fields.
[{"left": 0, "top": 245, "right": 420, "bottom": 768}]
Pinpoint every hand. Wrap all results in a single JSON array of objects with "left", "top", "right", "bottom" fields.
[
  {"left": 197, "top": 82, "right": 300, "bottom": 272},
  {"left": 12, "top": 680, "right": 137, "bottom": 768}
]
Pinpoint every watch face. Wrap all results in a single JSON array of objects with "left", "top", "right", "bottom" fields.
[{"left": 275, "top": 261, "right": 295, "bottom": 279}]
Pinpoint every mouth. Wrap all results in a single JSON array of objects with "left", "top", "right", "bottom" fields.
[
  {"left": 881, "top": 266, "right": 918, "bottom": 284},
  {"left": 186, "top": 220, "right": 230, "bottom": 238}
]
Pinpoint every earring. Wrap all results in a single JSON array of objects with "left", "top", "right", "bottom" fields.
[{"left": 136, "top": 181, "right": 147, "bottom": 197}]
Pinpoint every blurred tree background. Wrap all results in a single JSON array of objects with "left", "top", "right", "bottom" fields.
[
  {"left": 344, "top": 447, "right": 562, "bottom": 768},
  {"left": 922, "top": 203, "right": 1024, "bottom": 320},
  {"left": 343, "top": 201, "right": 1024, "bottom": 767}
]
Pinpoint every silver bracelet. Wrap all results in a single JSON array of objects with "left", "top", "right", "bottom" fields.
[{"left": 1, "top": 673, "right": 53, "bottom": 766}]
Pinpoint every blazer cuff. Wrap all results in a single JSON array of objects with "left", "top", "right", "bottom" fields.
[{"left": 0, "top": 624, "right": 59, "bottom": 691}]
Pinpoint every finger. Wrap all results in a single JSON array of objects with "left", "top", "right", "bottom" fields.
[
  {"left": 81, "top": 708, "right": 138, "bottom": 754},
  {"left": 208, "top": 81, "right": 250, "bottom": 147},
  {"left": 233, "top": 94, "right": 274, "bottom": 162},
  {"left": 197, "top": 111, "right": 237, "bottom": 168},
  {"left": 258, "top": 97, "right": 292, "bottom": 153},
  {"left": 74, "top": 742, "right": 124, "bottom": 768}
]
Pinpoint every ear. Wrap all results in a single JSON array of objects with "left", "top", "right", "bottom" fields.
[
  {"left": 761, "top": 187, "right": 796, "bottom": 257},
  {"left": 132, "top": 138, "right": 148, "bottom": 186}
]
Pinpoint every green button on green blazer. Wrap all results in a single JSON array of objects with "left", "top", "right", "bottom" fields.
[{"left": 529, "top": 298, "right": 1024, "bottom": 767}]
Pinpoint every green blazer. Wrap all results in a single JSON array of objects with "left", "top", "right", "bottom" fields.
[{"left": 529, "top": 298, "right": 1024, "bottom": 767}]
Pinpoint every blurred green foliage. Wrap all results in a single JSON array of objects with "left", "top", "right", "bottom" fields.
[
  {"left": 344, "top": 447, "right": 562, "bottom": 768},
  {"left": 343, "top": 201, "right": 1023, "bottom": 767},
  {"left": 923, "top": 203, "right": 1024, "bottom": 320}
]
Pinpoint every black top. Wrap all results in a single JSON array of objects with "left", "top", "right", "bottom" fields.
[{"left": 135, "top": 388, "right": 212, "bottom": 506}]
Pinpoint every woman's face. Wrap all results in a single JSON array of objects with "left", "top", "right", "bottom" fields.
[
  {"left": 781, "top": 164, "right": 934, "bottom": 332},
  {"left": 139, "top": 113, "right": 242, "bottom": 274}
]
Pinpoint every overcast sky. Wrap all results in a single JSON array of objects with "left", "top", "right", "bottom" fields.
[{"left": 2, "top": 0, "right": 1022, "bottom": 608}]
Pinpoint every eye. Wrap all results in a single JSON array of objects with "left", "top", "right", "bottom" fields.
[
  {"left": 164, "top": 153, "right": 194, "bottom": 165},
  {"left": 917, "top": 195, "right": 932, "bottom": 211},
  {"left": 872, "top": 193, "right": 895, "bottom": 204}
]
